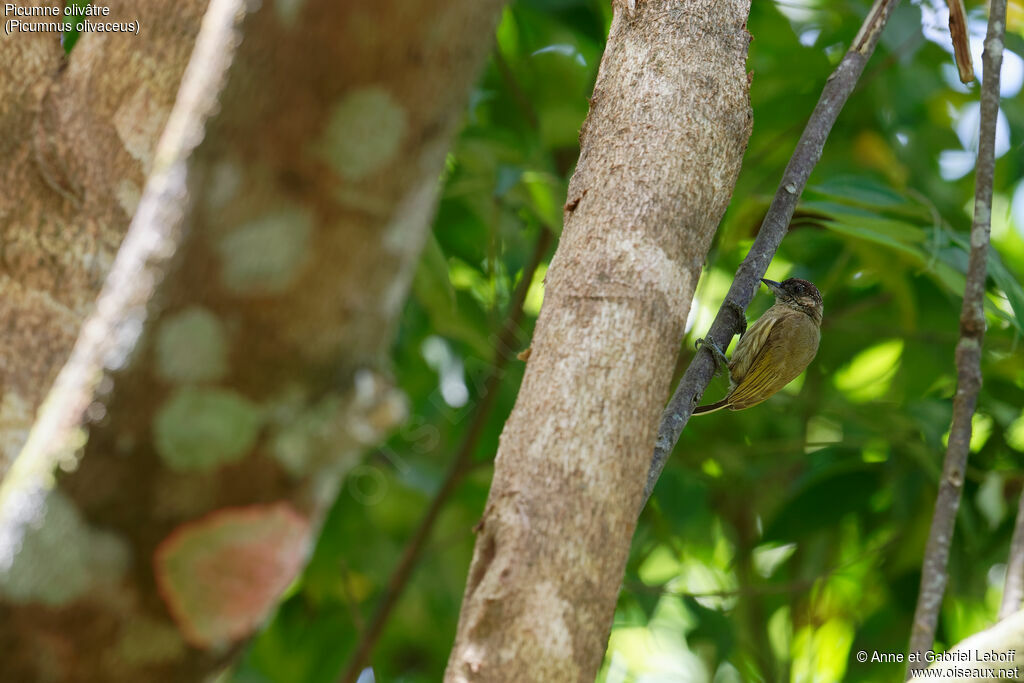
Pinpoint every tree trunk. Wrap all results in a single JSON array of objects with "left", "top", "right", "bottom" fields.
[
  {"left": 445, "top": 0, "right": 753, "bottom": 680},
  {"left": 0, "top": 0, "right": 207, "bottom": 478},
  {"left": 0, "top": 0, "right": 502, "bottom": 679}
]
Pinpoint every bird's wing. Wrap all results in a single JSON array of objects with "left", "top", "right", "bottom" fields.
[
  {"left": 728, "top": 308, "right": 779, "bottom": 384},
  {"left": 726, "top": 313, "right": 819, "bottom": 410},
  {"left": 725, "top": 342, "right": 786, "bottom": 410}
]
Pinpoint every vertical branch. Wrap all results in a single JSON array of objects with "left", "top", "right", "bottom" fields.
[
  {"left": 643, "top": 0, "right": 902, "bottom": 505},
  {"left": 906, "top": 0, "right": 1007, "bottom": 670},
  {"left": 1000, "top": 491, "right": 1024, "bottom": 620}
]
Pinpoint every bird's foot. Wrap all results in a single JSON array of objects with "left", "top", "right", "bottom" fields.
[
  {"left": 723, "top": 299, "right": 747, "bottom": 337},
  {"left": 695, "top": 337, "right": 729, "bottom": 375}
]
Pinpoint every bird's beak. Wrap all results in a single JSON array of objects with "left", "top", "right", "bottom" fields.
[{"left": 760, "top": 278, "right": 783, "bottom": 296}]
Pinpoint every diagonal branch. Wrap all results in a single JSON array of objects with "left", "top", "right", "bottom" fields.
[
  {"left": 905, "top": 0, "right": 1007, "bottom": 671},
  {"left": 338, "top": 228, "right": 552, "bottom": 683},
  {"left": 642, "top": 0, "right": 902, "bottom": 505}
]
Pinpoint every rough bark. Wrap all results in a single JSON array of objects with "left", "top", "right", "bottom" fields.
[
  {"left": 0, "top": 0, "right": 207, "bottom": 478},
  {"left": 0, "top": 0, "right": 502, "bottom": 679},
  {"left": 445, "top": 1, "right": 753, "bottom": 680}
]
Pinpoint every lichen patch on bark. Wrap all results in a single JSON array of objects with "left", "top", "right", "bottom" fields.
[
  {"left": 0, "top": 392, "right": 33, "bottom": 479},
  {"left": 109, "top": 614, "right": 186, "bottom": 667},
  {"left": 113, "top": 82, "right": 171, "bottom": 172},
  {"left": 216, "top": 206, "right": 314, "bottom": 294},
  {"left": 0, "top": 490, "right": 130, "bottom": 605},
  {"left": 153, "top": 387, "right": 262, "bottom": 471},
  {"left": 115, "top": 179, "right": 142, "bottom": 217},
  {"left": 153, "top": 503, "right": 310, "bottom": 648},
  {"left": 274, "top": 0, "right": 305, "bottom": 26},
  {"left": 204, "top": 160, "right": 243, "bottom": 211},
  {"left": 155, "top": 306, "right": 229, "bottom": 384},
  {"left": 317, "top": 87, "right": 408, "bottom": 181}
]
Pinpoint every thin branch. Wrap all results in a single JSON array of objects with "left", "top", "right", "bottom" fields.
[
  {"left": 338, "top": 228, "right": 552, "bottom": 683},
  {"left": 1000, "top": 491, "right": 1024, "bottom": 620},
  {"left": 642, "top": 0, "right": 902, "bottom": 506},
  {"left": 905, "top": 0, "right": 1006, "bottom": 672},
  {"left": 338, "top": 556, "right": 366, "bottom": 636}
]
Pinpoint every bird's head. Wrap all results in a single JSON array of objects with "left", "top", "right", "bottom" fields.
[{"left": 761, "top": 277, "right": 823, "bottom": 324}]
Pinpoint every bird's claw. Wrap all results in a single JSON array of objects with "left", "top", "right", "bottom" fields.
[
  {"left": 723, "top": 299, "right": 748, "bottom": 337},
  {"left": 695, "top": 337, "right": 729, "bottom": 375}
]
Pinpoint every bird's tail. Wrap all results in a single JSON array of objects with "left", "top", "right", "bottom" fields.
[{"left": 692, "top": 398, "right": 730, "bottom": 415}]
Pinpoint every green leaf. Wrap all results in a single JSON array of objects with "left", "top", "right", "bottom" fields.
[
  {"left": 683, "top": 596, "right": 736, "bottom": 662},
  {"left": 520, "top": 171, "right": 564, "bottom": 233},
  {"left": 833, "top": 338, "right": 904, "bottom": 403},
  {"left": 988, "top": 252, "right": 1024, "bottom": 332},
  {"left": 411, "top": 236, "right": 491, "bottom": 358},
  {"left": 810, "top": 177, "right": 922, "bottom": 214},
  {"left": 61, "top": 0, "right": 90, "bottom": 53},
  {"left": 763, "top": 462, "right": 882, "bottom": 542}
]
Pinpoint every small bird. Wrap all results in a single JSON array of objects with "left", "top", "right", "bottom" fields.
[{"left": 693, "top": 277, "right": 823, "bottom": 414}]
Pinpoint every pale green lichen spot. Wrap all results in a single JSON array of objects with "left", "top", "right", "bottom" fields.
[
  {"left": 109, "top": 615, "right": 185, "bottom": 667},
  {"left": 113, "top": 81, "right": 168, "bottom": 172},
  {"left": 268, "top": 394, "right": 347, "bottom": 477},
  {"left": 274, "top": 0, "right": 304, "bottom": 26},
  {"left": 318, "top": 87, "right": 407, "bottom": 181},
  {"left": 115, "top": 179, "right": 142, "bottom": 216},
  {"left": 217, "top": 207, "right": 313, "bottom": 294},
  {"left": 0, "top": 490, "right": 129, "bottom": 605},
  {"left": 0, "top": 391, "right": 31, "bottom": 478},
  {"left": 204, "top": 161, "right": 242, "bottom": 211},
  {"left": 155, "top": 307, "right": 229, "bottom": 384},
  {"left": 154, "top": 388, "right": 262, "bottom": 471},
  {"left": 384, "top": 176, "right": 436, "bottom": 252}
]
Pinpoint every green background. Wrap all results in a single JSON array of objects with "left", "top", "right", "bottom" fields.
[{"left": 218, "top": 0, "right": 1024, "bottom": 680}]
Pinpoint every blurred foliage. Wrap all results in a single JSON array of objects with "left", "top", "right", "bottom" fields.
[{"left": 230, "top": 0, "right": 1024, "bottom": 681}]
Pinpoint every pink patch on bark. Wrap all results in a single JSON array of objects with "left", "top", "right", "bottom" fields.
[{"left": 154, "top": 502, "right": 310, "bottom": 648}]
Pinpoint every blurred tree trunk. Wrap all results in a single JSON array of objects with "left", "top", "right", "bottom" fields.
[
  {"left": 0, "top": 0, "right": 207, "bottom": 478},
  {"left": 445, "top": 0, "right": 753, "bottom": 680},
  {"left": 0, "top": 0, "right": 502, "bottom": 679}
]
